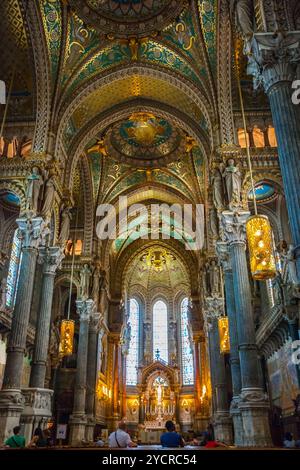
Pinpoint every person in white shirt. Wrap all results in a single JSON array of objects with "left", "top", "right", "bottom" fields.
[{"left": 108, "top": 421, "right": 137, "bottom": 448}]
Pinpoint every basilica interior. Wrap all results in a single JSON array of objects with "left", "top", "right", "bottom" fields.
[{"left": 0, "top": 0, "right": 300, "bottom": 449}]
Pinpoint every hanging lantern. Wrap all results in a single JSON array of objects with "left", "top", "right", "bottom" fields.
[
  {"left": 58, "top": 319, "right": 74, "bottom": 357},
  {"left": 246, "top": 215, "right": 276, "bottom": 280},
  {"left": 218, "top": 316, "right": 230, "bottom": 354}
]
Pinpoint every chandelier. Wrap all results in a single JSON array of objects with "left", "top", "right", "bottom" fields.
[
  {"left": 218, "top": 316, "right": 230, "bottom": 354},
  {"left": 58, "top": 319, "right": 75, "bottom": 357},
  {"left": 234, "top": 38, "right": 276, "bottom": 281}
]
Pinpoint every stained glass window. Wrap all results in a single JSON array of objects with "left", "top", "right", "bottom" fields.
[
  {"left": 126, "top": 299, "right": 140, "bottom": 386},
  {"left": 181, "top": 297, "right": 194, "bottom": 385},
  {"left": 6, "top": 229, "right": 22, "bottom": 308},
  {"left": 153, "top": 300, "right": 168, "bottom": 363}
]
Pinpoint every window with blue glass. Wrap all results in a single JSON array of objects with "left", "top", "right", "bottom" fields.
[
  {"left": 126, "top": 299, "right": 140, "bottom": 386},
  {"left": 6, "top": 229, "right": 22, "bottom": 308},
  {"left": 153, "top": 300, "right": 168, "bottom": 363},
  {"left": 181, "top": 297, "right": 194, "bottom": 385}
]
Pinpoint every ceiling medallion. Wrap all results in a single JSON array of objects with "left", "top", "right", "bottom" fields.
[
  {"left": 104, "top": 112, "right": 186, "bottom": 167},
  {"left": 140, "top": 248, "right": 176, "bottom": 272},
  {"left": 69, "top": 0, "right": 185, "bottom": 37}
]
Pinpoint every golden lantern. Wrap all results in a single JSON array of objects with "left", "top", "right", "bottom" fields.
[
  {"left": 246, "top": 214, "right": 276, "bottom": 280},
  {"left": 218, "top": 316, "right": 230, "bottom": 354},
  {"left": 58, "top": 319, "right": 74, "bottom": 357}
]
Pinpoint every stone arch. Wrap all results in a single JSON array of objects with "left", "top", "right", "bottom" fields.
[
  {"left": 64, "top": 98, "right": 210, "bottom": 189},
  {"left": 56, "top": 63, "right": 214, "bottom": 152}
]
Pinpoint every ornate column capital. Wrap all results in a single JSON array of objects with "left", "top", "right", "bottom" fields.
[
  {"left": 38, "top": 246, "right": 64, "bottom": 275},
  {"left": 16, "top": 216, "right": 49, "bottom": 250},
  {"left": 221, "top": 211, "right": 250, "bottom": 246},
  {"left": 76, "top": 299, "right": 95, "bottom": 322},
  {"left": 248, "top": 32, "right": 300, "bottom": 93},
  {"left": 216, "top": 241, "right": 231, "bottom": 272},
  {"left": 203, "top": 296, "right": 225, "bottom": 330}
]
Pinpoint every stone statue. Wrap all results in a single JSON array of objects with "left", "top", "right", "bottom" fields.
[
  {"left": 26, "top": 166, "right": 43, "bottom": 215},
  {"left": 0, "top": 278, "right": 7, "bottom": 310},
  {"left": 144, "top": 322, "right": 151, "bottom": 362},
  {"left": 209, "top": 208, "right": 219, "bottom": 239},
  {"left": 211, "top": 168, "right": 224, "bottom": 211},
  {"left": 231, "top": 0, "right": 254, "bottom": 39},
  {"left": 79, "top": 264, "right": 92, "bottom": 300},
  {"left": 91, "top": 264, "right": 101, "bottom": 307},
  {"left": 58, "top": 207, "right": 72, "bottom": 246},
  {"left": 222, "top": 159, "right": 242, "bottom": 210},
  {"left": 41, "top": 175, "right": 56, "bottom": 220},
  {"left": 169, "top": 322, "right": 177, "bottom": 362},
  {"left": 99, "top": 270, "right": 108, "bottom": 315},
  {"left": 209, "top": 260, "right": 220, "bottom": 295}
]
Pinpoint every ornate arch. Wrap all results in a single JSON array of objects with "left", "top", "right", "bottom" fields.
[
  {"left": 0, "top": 181, "right": 26, "bottom": 213},
  {"left": 64, "top": 98, "right": 210, "bottom": 189},
  {"left": 80, "top": 154, "right": 94, "bottom": 256},
  {"left": 22, "top": 0, "right": 52, "bottom": 153}
]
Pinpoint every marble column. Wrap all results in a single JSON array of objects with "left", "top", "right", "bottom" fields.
[
  {"left": 205, "top": 297, "right": 233, "bottom": 445},
  {"left": 30, "top": 247, "right": 64, "bottom": 387},
  {"left": 112, "top": 337, "right": 120, "bottom": 420},
  {"left": 69, "top": 299, "right": 94, "bottom": 446},
  {"left": 217, "top": 241, "right": 244, "bottom": 446},
  {"left": 0, "top": 216, "right": 46, "bottom": 443},
  {"left": 249, "top": 33, "right": 300, "bottom": 276},
  {"left": 222, "top": 211, "right": 272, "bottom": 446},
  {"left": 85, "top": 311, "right": 100, "bottom": 442}
]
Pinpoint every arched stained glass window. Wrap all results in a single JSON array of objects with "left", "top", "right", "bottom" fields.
[
  {"left": 6, "top": 229, "right": 22, "bottom": 308},
  {"left": 181, "top": 298, "right": 194, "bottom": 385},
  {"left": 126, "top": 299, "right": 140, "bottom": 386},
  {"left": 153, "top": 300, "right": 168, "bottom": 363}
]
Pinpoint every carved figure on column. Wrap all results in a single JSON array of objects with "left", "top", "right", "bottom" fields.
[
  {"left": 209, "top": 208, "right": 219, "bottom": 239},
  {"left": 209, "top": 259, "right": 221, "bottom": 296},
  {"left": 144, "top": 322, "right": 151, "bottom": 364},
  {"left": 169, "top": 322, "right": 177, "bottom": 364},
  {"left": 58, "top": 207, "right": 72, "bottom": 247},
  {"left": 211, "top": 168, "right": 225, "bottom": 211},
  {"left": 79, "top": 264, "right": 92, "bottom": 300},
  {"left": 25, "top": 166, "right": 43, "bottom": 215},
  {"left": 91, "top": 263, "right": 101, "bottom": 308},
  {"left": 41, "top": 173, "right": 56, "bottom": 220},
  {"left": 222, "top": 159, "right": 242, "bottom": 210},
  {"left": 0, "top": 277, "right": 7, "bottom": 310},
  {"left": 231, "top": 0, "right": 254, "bottom": 40},
  {"left": 99, "top": 270, "right": 108, "bottom": 315}
]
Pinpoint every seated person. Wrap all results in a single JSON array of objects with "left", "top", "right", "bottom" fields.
[
  {"left": 108, "top": 421, "right": 137, "bottom": 448},
  {"left": 283, "top": 432, "right": 295, "bottom": 448},
  {"left": 204, "top": 435, "right": 228, "bottom": 448},
  {"left": 4, "top": 426, "right": 26, "bottom": 448},
  {"left": 160, "top": 421, "right": 185, "bottom": 448}
]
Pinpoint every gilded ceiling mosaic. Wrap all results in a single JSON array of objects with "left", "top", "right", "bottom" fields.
[
  {"left": 104, "top": 112, "right": 186, "bottom": 167},
  {"left": 69, "top": 0, "right": 185, "bottom": 37}
]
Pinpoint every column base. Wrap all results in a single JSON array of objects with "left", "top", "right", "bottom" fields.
[
  {"left": 85, "top": 415, "right": 96, "bottom": 442},
  {"left": 20, "top": 388, "right": 53, "bottom": 444},
  {"left": 69, "top": 413, "right": 87, "bottom": 446},
  {"left": 213, "top": 413, "right": 233, "bottom": 444},
  {"left": 239, "top": 388, "right": 273, "bottom": 447},
  {"left": 0, "top": 389, "right": 25, "bottom": 443},
  {"left": 230, "top": 397, "right": 244, "bottom": 447}
]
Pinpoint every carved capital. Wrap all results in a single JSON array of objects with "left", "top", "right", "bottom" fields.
[
  {"left": 204, "top": 296, "right": 225, "bottom": 326},
  {"left": 38, "top": 246, "right": 65, "bottom": 275},
  {"left": 221, "top": 211, "right": 250, "bottom": 246},
  {"left": 16, "top": 216, "right": 49, "bottom": 250},
  {"left": 248, "top": 32, "right": 300, "bottom": 93},
  {"left": 239, "top": 388, "right": 269, "bottom": 410},
  {"left": 76, "top": 299, "right": 95, "bottom": 322}
]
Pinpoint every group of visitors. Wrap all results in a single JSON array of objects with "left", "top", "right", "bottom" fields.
[
  {"left": 3, "top": 426, "right": 52, "bottom": 448},
  {"left": 4, "top": 423, "right": 300, "bottom": 449}
]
